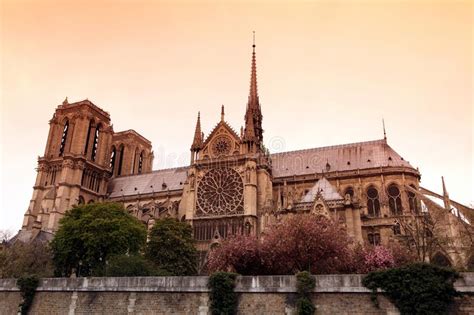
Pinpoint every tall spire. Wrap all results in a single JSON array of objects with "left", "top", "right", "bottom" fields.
[
  {"left": 191, "top": 112, "right": 203, "bottom": 151},
  {"left": 382, "top": 118, "right": 387, "bottom": 140},
  {"left": 249, "top": 31, "right": 259, "bottom": 109},
  {"left": 244, "top": 31, "right": 263, "bottom": 146},
  {"left": 221, "top": 105, "right": 225, "bottom": 122}
]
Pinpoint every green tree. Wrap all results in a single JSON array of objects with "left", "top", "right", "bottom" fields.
[
  {"left": 145, "top": 218, "right": 197, "bottom": 275},
  {"left": 105, "top": 254, "right": 169, "bottom": 277},
  {"left": 0, "top": 240, "right": 54, "bottom": 278},
  {"left": 50, "top": 202, "right": 147, "bottom": 276}
]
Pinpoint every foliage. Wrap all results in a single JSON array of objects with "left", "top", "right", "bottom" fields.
[
  {"left": 351, "top": 245, "right": 395, "bottom": 273},
  {"left": 208, "top": 272, "right": 238, "bottom": 315},
  {"left": 50, "top": 202, "right": 147, "bottom": 277},
  {"left": 145, "top": 218, "right": 198, "bottom": 276},
  {"left": 386, "top": 242, "right": 418, "bottom": 267},
  {"left": 362, "top": 263, "right": 460, "bottom": 315},
  {"left": 0, "top": 240, "right": 54, "bottom": 278},
  {"left": 17, "top": 275, "right": 39, "bottom": 315},
  {"left": 296, "top": 271, "right": 316, "bottom": 315},
  {"left": 208, "top": 215, "right": 353, "bottom": 275},
  {"left": 207, "top": 234, "right": 261, "bottom": 274},
  {"left": 348, "top": 243, "right": 417, "bottom": 274},
  {"left": 105, "top": 254, "right": 169, "bottom": 277},
  {"left": 363, "top": 246, "right": 395, "bottom": 271}
]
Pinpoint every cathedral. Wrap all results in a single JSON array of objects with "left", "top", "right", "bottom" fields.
[{"left": 18, "top": 43, "right": 473, "bottom": 269}]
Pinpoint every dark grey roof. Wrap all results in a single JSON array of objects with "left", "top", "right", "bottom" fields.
[
  {"left": 107, "top": 139, "right": 414, "bottom": 198},
  {"left": 270, "top": 139, "right": 413, "bottom": 178},
  {"left": 107, "top": 167, "right": 188, "bottom": 198}
]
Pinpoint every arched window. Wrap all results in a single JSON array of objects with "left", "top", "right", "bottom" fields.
[
  {"left": 367, "top": 186, "right": 381, "bottom": 217},
  {"left": 431, "top": 252, "right": 451, "bottom": 267},
  {"left": 109, "top": 146, "right": 116, "bottom": 174},
  {"left": 344, "top": 187, "right": 354, "bottom": 200},
  {"left": 407, "top": 186, "right": 418, "bottom": 213},
  {"left": 59, "top": 121, "right": 69, "bottom": 156},
  {"left": 368, "top": 232, "right": 381, "bottom": 246},
  {"left": 84, "top": 120, "right": 94, "bottom": 155},
  {"left": 138, "top": 151, "right": 144, "bottom": 174},
  {"left": 78, "top": 196, "right": 85, "bottom": 205},
  {"left": 388, "top": 184, "right": 402, "bottom": 215},
  {"left": 117, "top": 145, "right": 124, "bottom": 176},
  {"left": 393, "top": 222, "right": 401, "bottom": 235},
  {"left": 91, "top": 124, "right": 101, "bottom": 162},
  {"left": 132, "top": 147, "right": 139, "bottom": 174}
]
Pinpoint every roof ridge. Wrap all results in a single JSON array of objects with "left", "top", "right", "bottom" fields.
[
  {"left": 270, "top": 139, "right": 386, "bottom": 156},
  {"left": 113, "top": 166, "right": 189, "bottom": 179}
]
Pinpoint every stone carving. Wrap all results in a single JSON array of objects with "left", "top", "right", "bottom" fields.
[{"left": 196, "top": 168, "right": 244, "bottom": 217}]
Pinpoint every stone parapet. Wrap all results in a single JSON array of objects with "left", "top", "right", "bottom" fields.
[{"left": 1, "top": 273, "right": 473, "bottom": 293}]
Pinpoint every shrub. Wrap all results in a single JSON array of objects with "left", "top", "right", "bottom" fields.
[
  {"left": 17, "top": 275, "right": 39, "bottom": 315},
  {"left": 362, "top": 263, "right": 460, "bottom": 315},
  {"left": 145, "top": 218, "right": 198, "bottom": 276},
  {"left": 296, "top": 271, "right": 316, "bottom": 315},
  {"left": 105, "top": 255, "right": 169, "bottom": 277},
  {"left": 208, "top": 272, "right": 238, "bottom": 315}
]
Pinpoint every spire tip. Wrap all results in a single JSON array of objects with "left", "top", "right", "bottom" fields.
[{"left": 382, "top": 118, "right": 387, "bottom": 140}]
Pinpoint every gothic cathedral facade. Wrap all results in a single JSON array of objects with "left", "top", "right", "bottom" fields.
[{"left": 18, "top": 44, "right": 473, "bottom": 269}]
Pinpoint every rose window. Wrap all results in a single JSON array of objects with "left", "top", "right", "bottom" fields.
[
  {"left": 211, "top": 136, "right": 232, "bottom": 156},
  {"left": 196, "top": 168, "right": 244, "bottom": 217}
]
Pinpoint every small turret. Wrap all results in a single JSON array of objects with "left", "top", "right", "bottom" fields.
[
  {"left": 190, "top": 112, "right": 203, "bottom": 164},
  {"left": 191, "top": 112, "right": 203, "bottom": 151}
]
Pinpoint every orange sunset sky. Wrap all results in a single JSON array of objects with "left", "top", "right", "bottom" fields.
[{"left": 0, "top": 0, "right": 472, "bottom": 231}]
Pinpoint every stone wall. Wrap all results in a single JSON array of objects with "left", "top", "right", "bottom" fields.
[{"left": 1, "top": 273, "right": 473, "bottom": 315}]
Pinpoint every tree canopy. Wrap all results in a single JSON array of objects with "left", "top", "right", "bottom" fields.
[
  {"left": 208, "top": 215, "right": 354, "bottom": 275},
  {"left": 50, "top": 202, "right": 147, "bottom": 276},
  {"left": 0, "top": 240, "right": 53, "bottom": 278},
  {"left": 145, "top": 218, "right": 198, "bottom": 276},
  {"left": 207, "top": 215, "right": 417, "bottom": 275}
]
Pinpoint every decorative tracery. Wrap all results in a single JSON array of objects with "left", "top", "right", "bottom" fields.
[
  {"left": 211, "top": 135, "right": 232, "bottom": 157},
  {"left": 196, "top": 168, "right": 244, "bottom": 217}
]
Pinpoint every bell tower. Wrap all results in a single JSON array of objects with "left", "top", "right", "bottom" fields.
[{"left": 21, "top": 99, "right": 114, "bottom": 238}]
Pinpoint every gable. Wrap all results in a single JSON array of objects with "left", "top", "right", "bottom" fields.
[{"left": 201, "top": 121, "right": 241, "bottom": 159}]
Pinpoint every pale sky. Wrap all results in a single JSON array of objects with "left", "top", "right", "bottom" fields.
[{"left": 1, "top": 0, "right": 472, "bottom": 231}]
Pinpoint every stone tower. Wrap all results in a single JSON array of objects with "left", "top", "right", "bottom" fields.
[
  {"left": 21, "top": 99, "right": 114, "bottom": 238},
  {"left": 180, "top": 42, "right": 273, "bottom": 251}
]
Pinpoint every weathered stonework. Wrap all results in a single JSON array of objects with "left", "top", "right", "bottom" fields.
[
  {"left": 18, "top": 44, "right": 473, "bottom": 269},
  {"left": 0, "top": 274, "right": 473, "bottom": 314}
]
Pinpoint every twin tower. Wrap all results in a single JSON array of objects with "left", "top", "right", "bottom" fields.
[{"left": 20, "top": 98, "right": 154, "bottom": 239}]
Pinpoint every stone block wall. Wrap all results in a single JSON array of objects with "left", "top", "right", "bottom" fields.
[{"left": 0, "top": 274, "right": 472, "bottom": 314}]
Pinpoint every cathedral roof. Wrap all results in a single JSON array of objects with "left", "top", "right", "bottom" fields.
[
  {"left": 270, "top": 139, "right": 414, "bottom": 178},
  {"left": 107, "top": 138, "right": 415, "bottom": 198},
  {"left": 107, "top": 167, "right": 188, "bottom": 198},
  {"left": 300, "top": 177, "right": 343, "bottom": 203}
]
